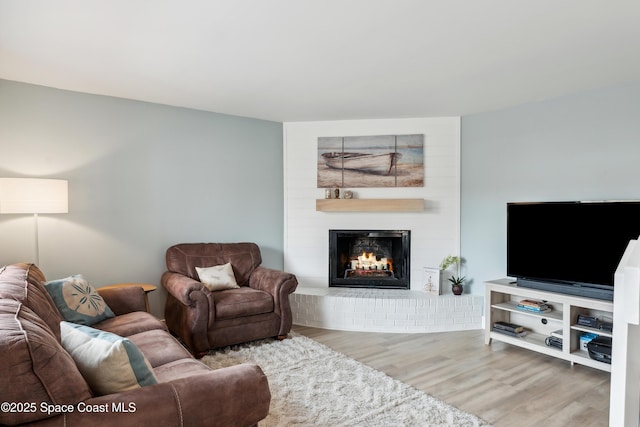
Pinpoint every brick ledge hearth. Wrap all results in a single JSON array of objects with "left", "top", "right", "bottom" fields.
[{"left": 291, "top": 286, "right": 484, "bottom": 333}]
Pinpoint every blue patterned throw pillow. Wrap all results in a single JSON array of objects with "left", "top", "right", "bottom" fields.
[{"left": 45, "top": 275, "right": 115, "bottom": 325}]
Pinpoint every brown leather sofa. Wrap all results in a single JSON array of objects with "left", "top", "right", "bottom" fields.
[
  {"left": 0, "top": 263, "right": 270, "bottom": 427},
  {"left": 162, "top": 243, "right": 298, "bottom": 357}
]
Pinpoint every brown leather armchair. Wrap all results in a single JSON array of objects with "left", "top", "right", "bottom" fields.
[{"left": 162, "top": 243, "right": 298, "bottom": 357}]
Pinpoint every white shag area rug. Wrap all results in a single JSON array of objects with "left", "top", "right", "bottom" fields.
[{"left": 202, "top": 333, "right": 492, "bottom": 427}]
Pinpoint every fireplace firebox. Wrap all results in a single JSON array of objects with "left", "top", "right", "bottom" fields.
[{"left": 329, "top": 230, "right": 410, "bottom": 289}]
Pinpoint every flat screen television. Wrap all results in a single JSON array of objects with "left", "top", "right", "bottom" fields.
[{"left": 507, "top": 201, "right": 640, "bottom": 301}]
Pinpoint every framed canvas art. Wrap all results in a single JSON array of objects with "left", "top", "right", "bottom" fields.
[{"left": 317, "top": 134, "right": 424, "bottom": 188}]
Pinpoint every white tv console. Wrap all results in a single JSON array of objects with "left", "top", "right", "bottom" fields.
[{"left": 485, "top": 279, "right": 613, "bottom": 372}]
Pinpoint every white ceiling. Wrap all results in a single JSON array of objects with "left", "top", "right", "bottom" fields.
[{"left": 1, "top": 0, "right": 639, "bottom": 122}]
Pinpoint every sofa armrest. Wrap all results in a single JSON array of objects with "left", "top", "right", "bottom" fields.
[
  {"left": 249, "top": 266, "right": 298, "bottom": 334},
  {"left": 161, "top": 271, "right": 213, "bottom": 354},
  {"left": 97, "top": 286, "right": 146, "bottom": 315},
  {"left": 249, "top": 266, "right": 298, "bottom": 301},
  {"left": 38, "top": 364, "right": 270, "bottom": 427},
  {"left": 161, "top": 271, "right": 207, "bottom": 306}
]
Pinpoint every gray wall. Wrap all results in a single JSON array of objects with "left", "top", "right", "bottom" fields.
[
  {"left": 4, "top": 78, "right": 639, "bottom": 308},
  {"left": 0, "top": 80, "right": 284, "bottom": 317},
  {"left": 460, "top": 81, "right": 640, "bottom": 295}
]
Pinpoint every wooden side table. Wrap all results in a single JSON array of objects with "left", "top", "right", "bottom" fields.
[{"left": 99, "top": 283, "right": 157, "bottom": 313}]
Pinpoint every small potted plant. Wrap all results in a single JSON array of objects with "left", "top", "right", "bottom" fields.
[
  {"left": 440, "top": 255, "right": 464, "bottom": 295},
  {"left": 449, "top": 275, "right": 465, "bottom": 295}
]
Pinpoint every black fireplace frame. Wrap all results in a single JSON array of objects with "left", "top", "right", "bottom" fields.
[{"left": 329, "top": 229, "right": 410, "bottom": 289}]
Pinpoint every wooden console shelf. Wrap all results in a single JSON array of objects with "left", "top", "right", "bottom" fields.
[
  {"left": 485, "top": 279, "right": 613, "bottom": 372},
  {"left": 316, "top": 198, "right": 424, "bottom": 212}
]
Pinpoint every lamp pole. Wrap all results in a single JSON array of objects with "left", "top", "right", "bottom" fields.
[{"left": 34, "top": 213, "right": 39, "bottom": 266}]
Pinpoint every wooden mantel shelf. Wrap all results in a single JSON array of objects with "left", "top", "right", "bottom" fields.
[{"left": 316, "top": 198, "right": 424, "bottom": 212}]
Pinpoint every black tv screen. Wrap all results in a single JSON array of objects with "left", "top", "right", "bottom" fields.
[{"left": 507, "top": 201, "right": 640, "bottom": 300}]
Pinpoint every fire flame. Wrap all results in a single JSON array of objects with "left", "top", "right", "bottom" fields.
[{"left": 350, "top": 251, "right": 392, "bottom": 271}]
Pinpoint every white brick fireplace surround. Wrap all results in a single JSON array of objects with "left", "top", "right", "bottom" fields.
[
  {"left": 291, "top": 287, "right": 483, "bottom": 333},
  {"left": 284, "top": 117, "right": 483, "bottom": 333}
]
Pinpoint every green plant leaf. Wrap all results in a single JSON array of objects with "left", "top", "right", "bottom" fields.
[
  {"left": 439, "top": 255, "right": 460, "bottom": 270},
  {"left": 448, "top": 275, "right": 465, "bottom": 285}
]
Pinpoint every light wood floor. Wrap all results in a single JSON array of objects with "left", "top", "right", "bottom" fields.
[{"left": 292, "top": 325, "right": 610, "bottom": 427}]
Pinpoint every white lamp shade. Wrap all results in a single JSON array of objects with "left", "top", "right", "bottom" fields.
[{"left": 0, "top": 178, "right": 68, "bottom": 214}]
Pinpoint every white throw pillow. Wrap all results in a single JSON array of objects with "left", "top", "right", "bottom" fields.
[
  {"left": 60, "top": 321, "right": 158, "bottom": 396},
  {"left": 195, "top": 263, "right": 240, "bottom": 291}
]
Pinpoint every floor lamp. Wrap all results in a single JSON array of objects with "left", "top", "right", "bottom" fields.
[{"left": 0, "top": 178, "right": 69, "bottom": 266}]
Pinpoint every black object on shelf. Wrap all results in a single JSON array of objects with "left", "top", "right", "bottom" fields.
[
  {"left": 587, "top": 336, "right": 612, "bottom": 364},
  {"left": 577, "top": 314, "right": 599, "bottom": 328},
  {"left": 599, "top": 322, "right": 613, "bottom": 333},
  {"left": 545, "top": 336, "right": 563, "bottom": 350},
  {"left": 493, "top": 321, "right": 524, "bottom": 333}
]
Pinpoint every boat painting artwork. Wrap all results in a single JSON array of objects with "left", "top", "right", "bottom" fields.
[
  {"left": 317, "top": 134, "right": 424, "bottom": 188},
  {"left": 321, "top": 152, "right": 398, "bottom": 176}
]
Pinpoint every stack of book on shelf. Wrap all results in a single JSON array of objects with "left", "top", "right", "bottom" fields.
[
  {"left": 516, "top": 299, "right": 551, "bottom": 314},
  {"left": 492, "top": 321, "right": 527, "bottom": 338},
  {"left": 545, "top": 329, "right": 563, "bottom": 349}
]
